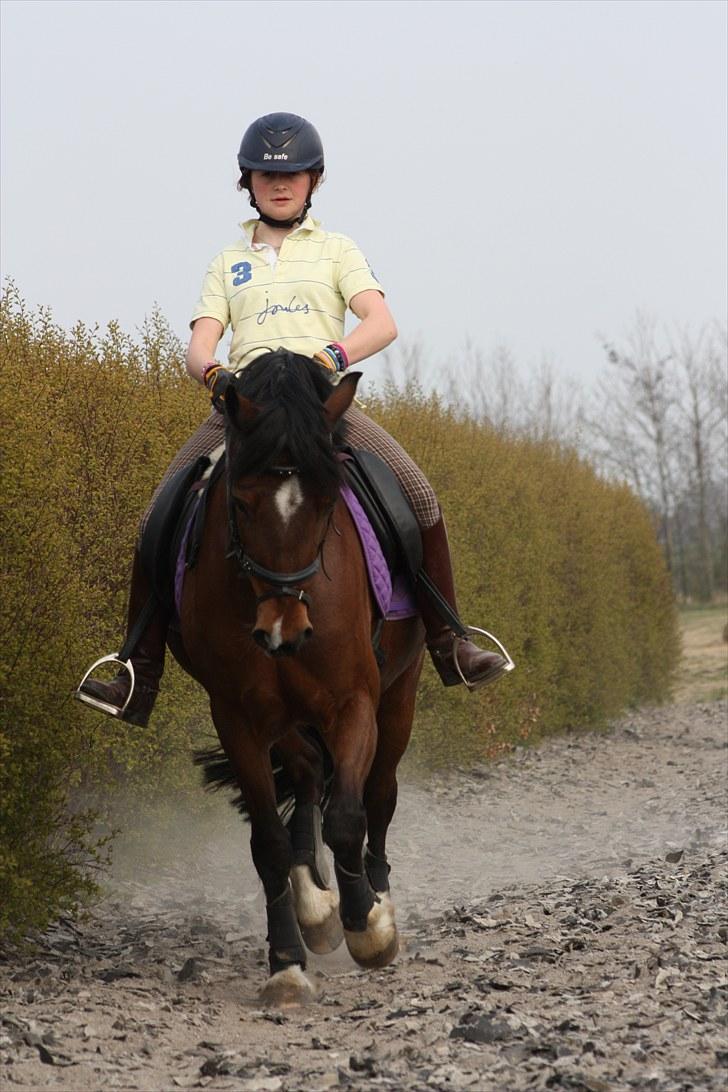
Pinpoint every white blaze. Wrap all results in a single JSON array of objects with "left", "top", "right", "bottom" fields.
[{"left": 274, "top": 477, "right": 304, "bottom": 527}]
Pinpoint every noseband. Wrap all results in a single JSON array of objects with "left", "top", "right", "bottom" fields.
[{"left": 226, "top": 464, "right": 321, "bottom": 608}]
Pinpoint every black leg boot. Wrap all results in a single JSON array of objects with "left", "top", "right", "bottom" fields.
[
  {"left": 418, "top": 516, "right": 511, "bottom": 689},
  {"left": 76, "top": 550, "right": 167, "bottom": 727}
]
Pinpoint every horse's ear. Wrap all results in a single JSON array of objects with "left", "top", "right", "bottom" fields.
[
  {"left": 225, "top": 385, "right": 258, "bottom": 426},
  {"left": 323, "top": 371, "right": 362, "bottom": 429}
]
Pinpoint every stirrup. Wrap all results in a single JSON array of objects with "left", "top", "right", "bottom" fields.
[
  {"left": 75, "top": 654, "right": 136, "bottom": 717},
  {"left": 453, "top": 626, "right": 515, "bottom": 691}
]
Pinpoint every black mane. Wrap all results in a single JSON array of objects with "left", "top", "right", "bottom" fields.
[{"left": 225, "top": 350, "right": 345, "bottom": 493}]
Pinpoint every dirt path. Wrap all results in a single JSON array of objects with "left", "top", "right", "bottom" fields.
[{"left": 2, "top": 700, "right": 726, "bottom": 1091}]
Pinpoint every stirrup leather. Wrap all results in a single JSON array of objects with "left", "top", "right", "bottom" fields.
[
  {"left": 452, "top": 626, "right": 516, "bottom": 691},
  {"left": 75, "top": 654, "right": 136, "bottom": 717}
]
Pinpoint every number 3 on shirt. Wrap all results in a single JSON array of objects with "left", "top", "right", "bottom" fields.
[{"left": 231, "top": 261, "right": 252, "bottom": 286}]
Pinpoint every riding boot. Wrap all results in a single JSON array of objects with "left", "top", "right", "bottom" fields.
[
  {"left": 77, "top": 550, "right": 167, "bottom": 727},
  {"left": 417, "top": 515, "right": 510, "bottom": 689}
]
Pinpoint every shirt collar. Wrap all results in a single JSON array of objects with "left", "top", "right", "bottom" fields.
[{"left": 239, "top": 214, "right": 324, "bottom": 249}]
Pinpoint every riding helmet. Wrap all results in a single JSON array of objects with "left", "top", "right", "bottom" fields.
[{"left": 237, "top": 113, "right": 325, "bottom": 173}]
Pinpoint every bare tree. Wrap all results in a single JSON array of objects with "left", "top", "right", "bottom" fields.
[
  {"left": 442, "top": 339, "right": 523, "bottom": 433},
  {"left": 671, "top": 323, "right": 728, "bottom": 600},
  {"left": 378, "top": 324, "right": 727, "bottom": 600},
  {"left": 379, "top": 339, "right": 584, "bottom": 443},
  {"left": 586, "top": 315, "right": 728, "bottom": 600},
  {"left": 587, "top": 313, "right": 680, "bottom": 576},
  {"left": 439, "top": 341, "right": 585, "bottom": 444}
]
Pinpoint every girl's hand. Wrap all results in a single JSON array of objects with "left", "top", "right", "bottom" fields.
[{"left": 204, "top": 364, "right": 235, "bottom": 411}]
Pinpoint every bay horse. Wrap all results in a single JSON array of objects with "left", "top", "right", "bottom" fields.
[{"left": 168, "top": 350, "right": 425, "bottom": 1005}]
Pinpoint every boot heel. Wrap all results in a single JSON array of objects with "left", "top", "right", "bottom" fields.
[
  {"left": 75, "top": 654, "right": 135, "bottom": 717},
  {"left": 429, "top": 639, "right": 467, "bottom": 686}
]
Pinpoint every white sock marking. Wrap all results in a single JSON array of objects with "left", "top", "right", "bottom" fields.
[{"left": 291, "top": 865, "right": 339, "bottom": 927}]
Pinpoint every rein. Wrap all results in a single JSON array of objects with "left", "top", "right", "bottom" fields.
[{"left": 226, "top": 464, "right": 321, "bottom": 608}]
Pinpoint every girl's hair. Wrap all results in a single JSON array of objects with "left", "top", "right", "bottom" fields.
[{"left": 237, "top": 168, "right": 325, "bottom": 209}]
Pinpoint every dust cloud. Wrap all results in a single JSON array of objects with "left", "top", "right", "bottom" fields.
[{"left": 106, "top": 701, "right": 727, "bottom": 933}]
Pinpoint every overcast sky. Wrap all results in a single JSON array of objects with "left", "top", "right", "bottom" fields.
[{"left": 1, "top": 0, "right": 726, "bottom": 394}]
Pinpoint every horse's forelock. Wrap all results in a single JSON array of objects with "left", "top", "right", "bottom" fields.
[{"left": 226, "top": 351, "right": 343, "bottom": 490}]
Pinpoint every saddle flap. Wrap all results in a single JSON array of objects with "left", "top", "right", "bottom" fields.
[
  {"left": 340, "top": 447, "right": 423, "bottom": 580},
  {"left": 138, "top": 454, "right": 210, "bottom": 608}
]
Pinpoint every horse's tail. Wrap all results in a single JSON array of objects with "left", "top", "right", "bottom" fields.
[{"left": 194, "top": 727, "right": 333, "bottom": 823}]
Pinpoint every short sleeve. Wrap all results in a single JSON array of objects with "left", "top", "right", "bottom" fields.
[
  {"left": 189, "top": 253, "right": 230, "bottom": 330},
  {"left": 337, "top": 238, "right": 384, "bottom": 307}
]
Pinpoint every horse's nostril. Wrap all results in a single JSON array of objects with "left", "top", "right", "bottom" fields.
[{"left": 252, "top": 627, "right": 311, "bottom": 657}]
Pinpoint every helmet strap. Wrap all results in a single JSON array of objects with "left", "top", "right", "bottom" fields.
[
  {"left": 255, "top": 204, "right": 309, "bottom": 228},
  {"left": 250, "top": 181, "right": 314, "bottom": 228}
]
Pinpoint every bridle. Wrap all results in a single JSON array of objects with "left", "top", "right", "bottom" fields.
[{"left": 226, "top": 463, "right": 323, "bottom": 609}]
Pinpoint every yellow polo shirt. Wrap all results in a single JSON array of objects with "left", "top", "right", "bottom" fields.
[{"left": 190, "top": 215, "right": 383, "bottom": 371}]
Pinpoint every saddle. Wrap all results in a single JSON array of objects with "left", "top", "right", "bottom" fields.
[
  {"left": 138, "top": 445, "right": 422, "bottom": 621},
  {"left": 139, "top": 452, "right": 220, "bottom": 610},
  {"left": 337, "top": 446, "right": 422, "bottom": 579}
]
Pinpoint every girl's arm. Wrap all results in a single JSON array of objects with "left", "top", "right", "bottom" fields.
[
  {"left": 339, "top": 290, "right": 398, "bottom": 366},
  {"left": 186, "top": 317, "right": 225, "bottom": 383}
]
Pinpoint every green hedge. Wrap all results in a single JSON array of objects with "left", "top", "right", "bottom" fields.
[
  {"left": 370, "top": 385, "right": 678, "bottom": 767},
  {"left": 0, "top": 286, "right": 211, "bottom": 941},
  {"left": 0, "top": 286, "right": 679, "bottom": 940}
]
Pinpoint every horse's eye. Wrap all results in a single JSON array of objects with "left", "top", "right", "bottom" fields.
[{"left": 233, "top": 497, "right": 250, "bottom": 518}]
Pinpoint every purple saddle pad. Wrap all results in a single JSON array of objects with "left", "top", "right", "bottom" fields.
[
  {"left": 174, "top": 489, "right": 417, "bottom": 621},
  {"left": 339, "top": 484, "right": 417, "bottom": 620}
]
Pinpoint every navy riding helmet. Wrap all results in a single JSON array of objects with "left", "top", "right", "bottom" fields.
[
  {"left": 238, "top": 112, "right": 324, "bottom": 173},
  {"left": 238, "top": 113, "right": 324, "bottom": 227}
]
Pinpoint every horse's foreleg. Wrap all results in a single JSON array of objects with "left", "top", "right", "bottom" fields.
[
  {"left": 211, "top": 706, "right": 313, "bottom": 1006},
  {"left": 276, "top": 729, "right": 343, "bottom": 954},
  {"left": 323, "top": 694, "right": 398, "bottom": 969},
  {"left": 289, "top": 801, "right": 344, "bottom": 954}
]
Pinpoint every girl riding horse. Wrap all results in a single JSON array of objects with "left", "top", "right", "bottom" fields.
[{"left": 77, "top": 112, "right": 511, "bottom": 726}]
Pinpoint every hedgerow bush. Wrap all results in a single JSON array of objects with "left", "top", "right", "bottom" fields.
[
  {"left": 0, "top": 285, "right": 211, "bottom": 941},
  {"left": 367, "top": 382, "right": 679, "bottom": 767},
  {"left": 0, "top": 286, "right": 679, "bottom": 939}
]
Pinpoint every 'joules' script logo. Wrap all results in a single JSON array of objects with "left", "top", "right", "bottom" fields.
[{"left": 256, "top": 295, "right": 310, "bottom": 325}]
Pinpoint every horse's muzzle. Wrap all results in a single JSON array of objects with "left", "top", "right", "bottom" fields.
[
  {"left": 252, "top": 627, "right": 313, "bottom": 657},
  {"left": 252, "top": 600, "right": 313, "bottom": 657}
]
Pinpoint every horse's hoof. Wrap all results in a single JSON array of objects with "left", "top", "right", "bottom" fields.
[
  {"left": 344, "top": 892, "right": 399, "bottom": 969},
  {"left": 291, "top": 864, "right": 344, "bottom": 954},
  {"left": 258, "top": 964, "right": 317, "bottom": 1008},
  {"left": 301, "top": 913, "right": 345, "bottom": 955}
]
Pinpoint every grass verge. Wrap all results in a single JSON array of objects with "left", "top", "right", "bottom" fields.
[{"left": 674, "top": 604, "right": 728, "bottom": 704}]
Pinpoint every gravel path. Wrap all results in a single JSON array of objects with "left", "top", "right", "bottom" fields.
[{"left": 1, "top": 701, "right": 726, "bottom": 1091}]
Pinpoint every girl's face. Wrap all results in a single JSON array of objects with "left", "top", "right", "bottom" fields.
[{"left": 250, "top": 170, "right": 312, "bottom": 221}]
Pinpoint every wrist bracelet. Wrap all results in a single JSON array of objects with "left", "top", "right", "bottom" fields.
[
  {"left": 329, "top": 342, "right": 349, "bottom": 370},
  {"left": 316, "top": 344, "right": 348, "bottom": 373},
  {"left": 201, "top": 361, "right": 220, "bottom": 387},
  {"left": 313, "top": 349, "right": 337, "bottom": 373}
]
